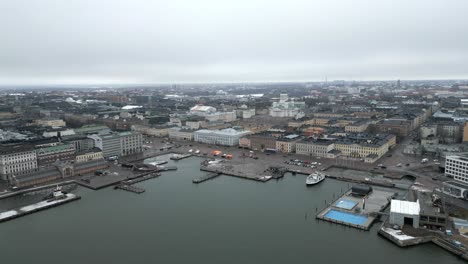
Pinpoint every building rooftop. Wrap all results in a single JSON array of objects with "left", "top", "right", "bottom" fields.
[
  {"left": 195, "top": 128, "right": 250, "bottom": 136},
  {"left": 36, "top": 144, "right": 74, "bottom": 154},
  {"left": 0, "top": 143, "right": 35, "bottom": 154},
  {"left": 390, "top": 199, "right": 420, "bottom": 215}
]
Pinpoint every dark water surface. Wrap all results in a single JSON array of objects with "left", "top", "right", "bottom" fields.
[{"left": 0, "top": 156, "right": 464, "bottom": 264}]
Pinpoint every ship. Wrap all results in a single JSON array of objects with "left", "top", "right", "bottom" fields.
[
  {"left": 42, "top": 186, "right": 68, "bottom": 202},
  {"left": 306, "top": 172, "right": 325, "bottom": 186}
]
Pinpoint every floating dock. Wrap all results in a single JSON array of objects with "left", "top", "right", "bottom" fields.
[
  {"left": 0, "top": 193, "right": 81, "bottom": 223},
  {"left": 193, "top": 172, "right": 221, "bottom": 184}
]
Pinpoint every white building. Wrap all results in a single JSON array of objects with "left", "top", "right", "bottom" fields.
[
  {"left": 445, "top": 155, "right": 468, "bottom": 183},
  {"left": 269, "top": 94, "right": 306, "bottom": 117},
  {"left": 89, "top": 131, "right": 142, "bottom": 158},
  {"left": 119, "top": 131, "right": 143, "bottom": 156},
  {"left": 168, "top": 127, "right": 194, "bottom": 141},
  {"left": 43, "top": 128, "right": 75, "bottom": 138},
  {"left": 236, "top": 108, "right": 256, "bottom": 119},
  {"left": 194, "top": 128, "right": 251, "bottom": 146},
  {"left": 0, "top": 144, "right": 38, "bottom": 181},
  {"left": 389, "top": 200, "right": 420, "bottom": 228},
  {"left": 205, "top": 111, "right": 237, "bottom": 122}
]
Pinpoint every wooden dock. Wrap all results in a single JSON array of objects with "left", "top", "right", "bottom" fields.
[
  {"left": 193, "top": 172, "right": 221, "bottom": 184},
  {"left": 115, "top": 184, "right": 145, "bottom": 194}
]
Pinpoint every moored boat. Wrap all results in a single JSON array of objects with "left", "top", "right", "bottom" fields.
[{"left": 306, "top": 172, "right": 325, "bottom": 186}]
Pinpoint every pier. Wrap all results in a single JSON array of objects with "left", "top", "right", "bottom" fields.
[
  {"left": 200, "top": 166, "right": 272, "bottom": 182},
  {"left": 0, "top": 194, "right": 81, "bottom": 223},
  {"left": 193, "top": 172, "right": 221, "bottom": 184},
  {"left": 157, "top": 166, "right": 178, "bottom": 171},
  {"left": 114, "top": 173, "right": 161, "bottom": 194},
  {"left": 115, "top": 184, "right": 145, "bottom": 194},
  {"left": 123, "top": 173, "right": 160, "bottom": 184}
]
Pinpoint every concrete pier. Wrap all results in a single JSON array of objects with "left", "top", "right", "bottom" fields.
[
  {"left": 193, "top": 172, "right": 221, "bottom": 184},
  {"left": 0, "top": 194, "right": 81, "bottom": 223}
]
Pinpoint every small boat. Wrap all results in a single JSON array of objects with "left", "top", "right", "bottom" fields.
[
  {"left": 43, "top": 186, "right": 68, "bottom": 202},
  {"left": 148, "top": 160, "right": 168, "bottom": 166},
  {"left": 306, "top": 172, "right": 325, "bottom": 186}
]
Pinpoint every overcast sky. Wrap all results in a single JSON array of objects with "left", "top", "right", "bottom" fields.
[{"left": 1, "top": 0, "right": 467, "bottom": 85}]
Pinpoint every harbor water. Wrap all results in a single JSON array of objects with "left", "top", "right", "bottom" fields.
[{"left": 0, "top": 156, "right": 464, "bottom": 264}]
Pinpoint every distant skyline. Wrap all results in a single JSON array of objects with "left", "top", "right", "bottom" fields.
[{"left": 1, "top": 0, "right": 468, "bottom": 85}]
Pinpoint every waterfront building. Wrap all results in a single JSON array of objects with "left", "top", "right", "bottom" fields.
[
  {"left": 88, "top": 133, "right": 121, "bottom": 158},
  {"left": 62, "top": 135, "right": 95, "bottom": 153},
  {"left": 194, "top": 128, "right": 251, "bottom": 146},
  {"left": 334, "top": 134, "right": 395, "bottom": 162},
  {"left": 389, "top": 200, "right": 420, "bottom": 228},
  {"left": 296, "top": 138, "right": 335, "bottom": 157},
  {"left": 119, "top": 131, "right": 143, "bottom": 156},
  {"left": 275, "top": 134, "right": 302, "bottom": 153},
  {"left": 75, "top": 148, "right": 104, "bottom": 164},
  {"left": 247, "top": 132, "right": 282, "bottom": 150},
  {"left": 0, "top": 144, "right": 37, "bottom": 181},
  {"left": 15, "top": 160, "right": 108, "bottom": 188},
  {"left": 36, "top": 143, "right": 76, "bottom": 166}
]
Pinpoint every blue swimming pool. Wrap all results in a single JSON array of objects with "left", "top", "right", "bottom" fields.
[
  {"left": 324, "top": 209, "right": 368, "bottom": 225},
  {"left": 334, "top": 199, "right": 358, "bottom": 210}
]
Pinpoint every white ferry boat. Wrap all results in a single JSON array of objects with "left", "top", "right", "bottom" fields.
[{"left": 306, "top": 172, "right": 325, "bottom": 186}]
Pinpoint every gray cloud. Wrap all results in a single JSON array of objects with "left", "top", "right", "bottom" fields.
[{"left": 1, "top": 0, "right": 467, "bottom": 85}]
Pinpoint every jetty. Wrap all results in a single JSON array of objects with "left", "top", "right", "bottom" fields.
[
  {"left": 193, "top": 172, "right": 221, "bottom": 184},
  {"left": 157, "top": 166, "right": 178, "bottom": 171},
  {"left": 114, "top": 184, "right": 145, "bottom": 194},
  {"left": 123, "top": 173, "right": 160, "bottom": 184},
  {"left": 200, "top": 166, "right": 272, "bottom": 182},
  {"left": 0, "top": 193, "right": 81, "bottom": 223}
]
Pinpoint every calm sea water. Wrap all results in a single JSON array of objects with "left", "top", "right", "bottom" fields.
[{"left": 0, "top": 156, "right": 464, "bottom": 264}]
